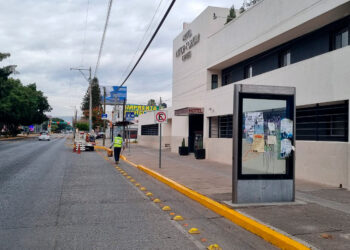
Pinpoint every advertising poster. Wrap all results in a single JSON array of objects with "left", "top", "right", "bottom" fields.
[
  {"left": 281, "top": 118, "right": 293, "bottom": 139},
  {"left": 244, "top": 112, "right": 264, "bottom": 143},
  {"left": 280, "top": 139, "right": 292, "bottom": 158},
  {"left": 252, "top": 134, "right": 265, "bottom": 153}
]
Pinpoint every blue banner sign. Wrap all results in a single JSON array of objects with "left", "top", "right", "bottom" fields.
[
  {"left": 101, "top": 86, "right": 127, "bottom": 105},
  {"left": 125, "top": 112, "right": 135, "bottom": 121}
]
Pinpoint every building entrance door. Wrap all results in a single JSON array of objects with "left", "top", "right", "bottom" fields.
[{"left": 188, "top": 114, "right": 203, "bottom": 153}]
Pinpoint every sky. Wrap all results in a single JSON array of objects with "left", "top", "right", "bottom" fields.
[{"left": 0, "top": 0, "right": 244, "bottom": 116}]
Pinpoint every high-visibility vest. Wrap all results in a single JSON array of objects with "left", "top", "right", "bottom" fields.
[{"left": 114, "top": 136, "right": 123, "bottom": 148}]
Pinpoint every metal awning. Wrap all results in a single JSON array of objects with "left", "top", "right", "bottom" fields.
[
  {"left": 113, "top": 121, "right": 134, "bottom": 126},
  {"left": 174, "top": 107, "right": 204, "bottom": 116}
]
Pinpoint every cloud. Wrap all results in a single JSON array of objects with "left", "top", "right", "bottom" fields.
[{"left": 0, "top": 0, "right": 243, "bottom": 116}]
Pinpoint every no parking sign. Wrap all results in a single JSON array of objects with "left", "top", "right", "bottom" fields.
[{"left": 154, "top": 111, "right": 168, "bottom": 124}]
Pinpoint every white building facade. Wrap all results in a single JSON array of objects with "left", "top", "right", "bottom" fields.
[{"left": 138, "top": 0, "right": 350, "bottom": 189}]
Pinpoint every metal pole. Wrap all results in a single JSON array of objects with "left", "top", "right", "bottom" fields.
[
  {"left": 122, "top": 99, "right": 126, "bottom": 142},
  {"left": 128, "top": 125, "right": 131, "bottom": 152},
  {"left": 103, "top": 87, "right": 106, "bottom": 146},
  {"left": 89, "top": 67, "right": 92, "bottom": 133},
  {"left": 159, "top": 123, "right": 162, "bottom": 168}
]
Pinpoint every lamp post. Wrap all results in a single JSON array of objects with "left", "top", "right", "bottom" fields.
[{"left": 70, "top": 67, "right": 92, "bottom": 133}]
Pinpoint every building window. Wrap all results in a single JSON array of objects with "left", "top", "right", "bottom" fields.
[
  {"left": 332, "top": 27, "right": 349, "bottom": 50},
  {"left": 211, "top": 74, "right": 218, "bottom": 89},
  {"left": 141, "top": 124, "right": 159, "bottom": 136},
  {"left": 209, "top": 115, "right": 232, "bottom": 138},
  {"left": 244, "top": 65, "right": 253, "bottom": 79},
  {"left": 296, "top": 101, "right": 348, "bottom": 142},
  {"left": 219, "top": 115, "right": 233, "bottom": 138},
  {"left": 209, "top": 117, "right": 218, "bottom": 138},
  {"left": 279, "top": 50, "right": 291, "bottom": 67}
]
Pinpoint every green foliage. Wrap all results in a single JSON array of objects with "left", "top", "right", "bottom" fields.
[
  {"left": 0, "top": 53, "right": 51, "bottom": 136},
  {"left": 81, "top": 77, "right": 101, "bottom": 111},
  {"left": 226, "top": 5, "right": 236, "bottom": 24},
  {"left": 239, "top": 6, "right": 245, "bottom": 14},
  {"left": 147, "top": 99, "right": 156, "bottom": 106},
  {"left": 81, "top": 77, "right": 102, "bottom": 129},
  {"left": 50, "top": 117, "right": 72, "bottom": 133},
  {"left": 75, "top": 122, "right": 89, "bottom": 131}
]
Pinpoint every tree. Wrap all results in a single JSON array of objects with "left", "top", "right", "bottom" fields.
[
  {"left": 0, "top": 53, "right": 51, "bottom": 136},
  {"left": 50, "top": 118, "right": 72, "bottom": 133},
  {"left": 81, "top": 77, "right": 102, "bottom": 129},
  {"left": 76, "top": 121, "right": 89, "bottom": 131},
  {"left": 226, "top": 5, "right": 236, "bottom": 24},
  {"left": 81, "top": 77, "right": 101, "bottom": 111},
  {"left": 147, "top": 99, "right": 156, "bottom": 106}
]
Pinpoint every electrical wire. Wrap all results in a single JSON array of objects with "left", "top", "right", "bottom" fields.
[
  {"left": 117, "top": 0, "right": 176, "bottom": 89},
  {"left": 94, "top": 0, "right": 114, "bottom": 78},
  {"left": 118, "top": 0, "right": 165, "bottom": 83}
]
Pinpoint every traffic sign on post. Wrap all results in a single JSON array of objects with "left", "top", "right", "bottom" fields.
[
  {"left": 154, "top": 111, "right": 168, "bottom": 124},
  {"left": 126, "top": 112, "right": 135, "bottom": 121},
  {"left": 101, "top": 114, "right": 108, "bottom": 120}
]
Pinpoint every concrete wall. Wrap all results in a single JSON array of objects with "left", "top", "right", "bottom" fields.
[
  {"left": 296, "top": 141, "right": 349, "bottom": 189},
  {"left": 137, "top": 109, "right": 173, "bottom": 149}
]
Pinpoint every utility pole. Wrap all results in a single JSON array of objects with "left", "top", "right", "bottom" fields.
[
  {"left": 122, "top": 99, "right": 126, "bottom": 142},
  {"left": 88, "top": 67, "right": 92, "bottom": 133},
  {"left": 70, "top": 67, "right": 93, "bottom": 133},
  {"left": 159, "top": 97, "right": 162, "bottom": 169},
  {"left": 103, "top": 87, "right": 106, "bottom": 146}
]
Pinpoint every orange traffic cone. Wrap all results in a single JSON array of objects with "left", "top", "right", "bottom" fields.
[
  {"left": 77, "top": 144, "right": 81, "bottom": 154},
  {"left": 73, "top": 144, "right": 76, "bottom": 152}
]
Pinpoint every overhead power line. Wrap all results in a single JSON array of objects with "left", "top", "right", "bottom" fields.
[
  {"left": 94, "top": 0, "right": 114, "bottom": 78},
  {"left": 118, "top": 0, "right": 176, "bottom": 88}
]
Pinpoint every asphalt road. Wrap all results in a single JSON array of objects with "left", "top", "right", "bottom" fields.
[{"left": 0, "top": 136, "right": 275, "bottom": 250}]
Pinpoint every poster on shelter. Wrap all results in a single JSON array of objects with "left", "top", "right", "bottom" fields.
[
  {"left": 280, "top": 139, "right": 292, "bottom": 158},
  {"left": 267, "top": 135, "right": 277, "bottom": 145},
  {"left": 244, "top": 112, "right": 264, "bottom": 143},
  {"left": 268, "top": 122, "right": 275, "bottom": 132},
  {"left": 280, "top": 118, "right": 293, "bottom": 139},
  {"left": 252, "top": 134, "right": 265, "bottom": 153}
]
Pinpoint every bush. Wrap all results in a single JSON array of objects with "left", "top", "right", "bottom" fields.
[{"left": 76, "top": 122, "right": 89, "bottom": 131}]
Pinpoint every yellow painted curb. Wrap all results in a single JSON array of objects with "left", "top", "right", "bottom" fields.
[
  {"left": 94, "top": 145, "right": 113, "bottom": 155},
  {"left": 132, "top": 163, "right": 309, "bottom": 250}
]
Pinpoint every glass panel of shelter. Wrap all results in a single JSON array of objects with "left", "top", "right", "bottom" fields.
[{"left": 241, "top": 98, "right": 289, "bottom": 175}]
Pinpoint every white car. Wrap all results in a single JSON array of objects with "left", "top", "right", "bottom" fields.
[{"left": 38, "top": 132, "right": 50, "bottom": 141}]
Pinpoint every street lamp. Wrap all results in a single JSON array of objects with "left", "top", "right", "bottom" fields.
[{"left": 70, "top": 67, "right": 92, "bottom": 133}]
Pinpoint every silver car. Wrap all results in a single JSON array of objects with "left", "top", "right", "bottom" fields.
[{"left": 38, "top": 132, "right": 50, "bottom": 141}]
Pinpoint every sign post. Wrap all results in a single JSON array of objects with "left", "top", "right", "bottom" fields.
[{"left": 154, "top": 110, "right": 168, "bottom": 169}]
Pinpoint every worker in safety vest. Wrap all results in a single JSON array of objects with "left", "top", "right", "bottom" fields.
[{"left": 111, "top": 134, "right": 123, "bottom": 164}]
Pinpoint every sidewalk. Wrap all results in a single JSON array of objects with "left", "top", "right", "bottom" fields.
[{"left": 122, "top": 144, "right": 350, "bottom": 250}]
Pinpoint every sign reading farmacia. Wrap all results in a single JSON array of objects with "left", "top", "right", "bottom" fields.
[{"left": 176, "top": 30, "right": 200, "bottom": 61}]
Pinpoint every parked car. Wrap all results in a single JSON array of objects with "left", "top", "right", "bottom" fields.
[
  {"left": 38, "top": 132, "right": 50, "bottom": 141},
  {"left": 96, "top": 132, "right": 105, "bottom": 139}
]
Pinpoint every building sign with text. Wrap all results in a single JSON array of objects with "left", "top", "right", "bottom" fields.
[
  {"left": 125, "top": 104, "right": 159, "bottom": 117},
  {"left": 175, "top": 30, "right": 200, "bottom": 61}
]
